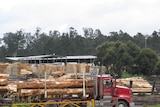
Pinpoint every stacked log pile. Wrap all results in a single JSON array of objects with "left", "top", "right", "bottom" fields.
[
  {"left": 0, "top": 62, "right": 96, "bottom": 98},
  {"left": 0, "top": 74, "right": 9, "bottom": 93},
  {"left": 8, "top": 73, "right": 94, "bottom": 97},
  {"left": 1, "top": 62, "right": 94, "bottom": 78},
  {"left": 117, "top": 77, "right": 153, "bottom": 93},
  {"left": 0, "top": 63, "right": 10, "bottom": 73},
  {"left": 4, "top": 62, "right": 32, "bottom": 76}
]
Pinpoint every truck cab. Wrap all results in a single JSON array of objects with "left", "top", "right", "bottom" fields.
[{"left": 95, "top": 74, "right": 135, "bottom": 107}]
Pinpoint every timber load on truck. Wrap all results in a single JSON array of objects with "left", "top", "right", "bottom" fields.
[
  {"left": 0, "top": 62, "right": 135, "bottom": 107},
  {"left": 0, "top": 71, "right": 97, "bottom": 103},
  {"left": 12, "top": 74, "right": 94, "bottom": 98}
]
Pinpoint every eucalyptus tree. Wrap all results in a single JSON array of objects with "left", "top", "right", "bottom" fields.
[
  {"left": 23, "top": 32, "right": 35, "bottom": 56},
  {"left": 30, "top": 32, "right": 51, "bottom": 55},
  {"left": 118, "top": 30, "right": 133, "bottom": 43},
  {"left": 95, "top": 40, "right": 152, "bottom": 77},
  {"left": 107, "top": 30, "right": 132, "bottom": 43},
  {"left": 133, "top": 33, "right": 145, "bottom": 48},
  {"left": 0, "top": 46, "right": 6, "bottom": 62},
  {"left": 149, "top": 31, "right": 160, "bottom": 54},
  {"left": 136, "top": 48, "right": 158, "bottom": 75},
  {"left": 46, "top": 30, "right": 61, "bottom": 55},
  {"left": 154, "top": 60, "right": 160, "bottom": 75},
  {"left": 3, "top": 30, "right": 26, "bottom": 57},
  {"left": 82, "top": 28, "right": 94, "bottom": 38},
  {"left": 107, "top": 31, "right": 119, "bottom": 41},
  {"left": 126, "top": 41, "right": 141, "bottom": 74},
  {"left": 49, "top": 30, "right": 60, "bottom": 37},
  {"left": 96, "top": 41, "right": 135, "bottom": 77}
]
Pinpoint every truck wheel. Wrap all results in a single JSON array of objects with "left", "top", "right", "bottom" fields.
[
  {"left": 61, "top": 100, "right": 74, "bottom": 107},
  {"left": 118, "top": 101, "right": 128, "bottom": 107},
  {"left": 45, "top": 104, "right": 59, "bottom": 107}
]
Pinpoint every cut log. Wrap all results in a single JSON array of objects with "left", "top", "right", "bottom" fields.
[
  {"left": 50, "top": 71, "right": 66, "bottom": 78},
  {"left": 0, "top": 79, "right": 8, "bottom": 86},
  {"left": 0, "top": 74, "right": 9, "bottom": 79},
  {"left": 117, "top": 77, "right": 152, "bottom": 88},
  {"left": 20, "top": 88, "right": 94, "bottom": 96},
  {"left": 0, "top": 86, "right": 9, "bottom": 93},
  {"left": 45, "top": 79, "right": 94, "bottom": 89},
  {"left": 16, "top": 79, "right": 94, "bottom": 89},
  {"left": 0, "top": 63, "right": 10, "bottom": 73},
  {"left": 8, "top": 84, "right": 17, "bottom": 92},
  {"left": 132, "top": 88, "right": 152, "bottom": 93},
  {"left": 16, "top": 81, "right": 44, "bottom": 89}
]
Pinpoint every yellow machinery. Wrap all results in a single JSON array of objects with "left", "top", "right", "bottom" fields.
[{"left": 12, "top": 99, "right": 95, "bottom": 107}]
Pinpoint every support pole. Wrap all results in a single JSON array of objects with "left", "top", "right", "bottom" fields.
[
  {"left": 83, "top": 71, "right": 86, "bottom": 98},
  {"left": 100, "top": 65, "right": 103, "bottom": 107},
  {"left": 44, "top": 71, "right": 47, "bottom": 98}
]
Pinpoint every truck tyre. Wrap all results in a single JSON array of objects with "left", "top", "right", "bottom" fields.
[
  {"left": 60, "top": 100, "right": 74, "bottom": 107},
  {"left": 45, "top": 104, "right": 59, "bottom": 107},
  {"left": 118, "top": 101, "right": 128, "bottom": 107}
]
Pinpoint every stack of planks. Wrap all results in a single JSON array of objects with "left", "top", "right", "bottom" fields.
[
  {"left": 4, "top": 62, "right": 32, "bottom": 76},
  {"left": 1, "top": 62, "right": 94, "bottom": 77},
  {"left": 117, "top": 77, "right": 153, "bottom": 93},
  {"left": 0, "top": 63, "right": 10, "bottom": 73},
  {"left": 0, "top": 62, "right": 99, "bottom": 98},
  {"left": 0, "top": 74, "right": 9, "bottom": 93}
]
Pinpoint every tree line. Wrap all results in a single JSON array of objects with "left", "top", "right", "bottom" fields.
[
  {"left": 0, "top": 27, "right": 160, "bottom": 76},
  {"left": 96, "top": 41, "right": 159, "bottom": 77}
]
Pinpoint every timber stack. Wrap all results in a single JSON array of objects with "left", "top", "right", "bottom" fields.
[
  {"left": 0, "top": 62, "right": 96, "bottom": 102},
  {"left": 117, "top": 77, "right": 153, "bottom": 93},
  {"left": 0, "top": 74, "right": 9, "bottom": 94}
]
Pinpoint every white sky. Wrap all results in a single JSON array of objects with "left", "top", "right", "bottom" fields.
[{"left": 0, "top": 0, "right": 160, "bottom": 37}]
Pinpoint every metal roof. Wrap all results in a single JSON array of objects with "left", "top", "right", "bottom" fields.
[
  {"left": 64, "top": 55, "right": 97, "bottom": 59},
  {"left": 6, "top": 55, "right": 97, "bottom": 61},
  {"left": 6, "top": 54, "right": 59, "bottom": 60}
]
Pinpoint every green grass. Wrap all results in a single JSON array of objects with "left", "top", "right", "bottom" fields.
[
  {"left": 121, "top": 71, "right": 131, "bottom": 78},
  {"left": 148, "top": 104, "right": 160, "bottom": 107}
]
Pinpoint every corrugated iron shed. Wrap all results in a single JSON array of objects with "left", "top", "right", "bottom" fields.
[{"left": 6, "top": 55, "right": 97, "bottom": 64}]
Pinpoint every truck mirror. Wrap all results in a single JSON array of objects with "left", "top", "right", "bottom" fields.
[{"left": 114, "top": 74, "right": 118, "bottom": 79}]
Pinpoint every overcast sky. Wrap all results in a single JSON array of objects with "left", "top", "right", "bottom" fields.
[{"left": 0, "top": 0, "right": 160, "bottom": 37}]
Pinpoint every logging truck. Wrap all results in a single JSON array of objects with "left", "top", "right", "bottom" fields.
[{"left": 0, "top": 66, "right": 135, "bottom": 107}]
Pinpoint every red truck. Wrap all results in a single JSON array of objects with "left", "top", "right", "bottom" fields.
[
  {"left": 1, "top": 67, "right": 135, "bottom": 107},
  {"left": 94, "top": 74, "right": 135, "bottom": 107},
  {"left": 42, "top": 72, "right": 135, "bottom": 107}
]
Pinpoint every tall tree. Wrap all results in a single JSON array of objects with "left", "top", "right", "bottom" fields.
[
  {"left": 3, "top": 30, "right": 26, "bottom": 56},
  {"left": 96, "top": 41, "right": 134, "bottom": 77},
  {"left": 136, "top": 48, "right": 158, "bottom": 75},
  {"left": 0, "top": 46, "right": 6, "bottom": 62},
  {"left": 133, "top": 33, "right": 145, "bottom": 48},
  {"left": 154, "top": 60, "right": 160, "bottom": 75},
  {"left": 150, "top": 31, "right": 160, "bottom": 53},
  {"left": 83, "top": 28, "right": 94, "bottom": 38},
  {"left": 69, "top": 27, "right": 77, "bottom": 38},
  {"left": 126, "top": 41, "right": 141, "bottom": 74},
  {"left": 30, "top": 33, "right": 50, "bottom": 55}
]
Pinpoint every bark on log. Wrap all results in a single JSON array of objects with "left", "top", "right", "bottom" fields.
[
  {"left": 19, "top": 88, "right": 94, "bottom": 96},
  {"left": 0, "top": 86, "right": 9, "bottom": 93},
  {"left": 16, "top": 79, "right": 94, "bottom": 89},
  {"left": 0, "top": 74, "right": 9, "bottom": 79},
  {"left": 0, "top": 79, "right": 8, "bottom": 86}
]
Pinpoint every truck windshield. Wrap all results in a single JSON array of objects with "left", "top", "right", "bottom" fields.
[{"left": 103, "top": 79, "right": 112, "bottom": 87}]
